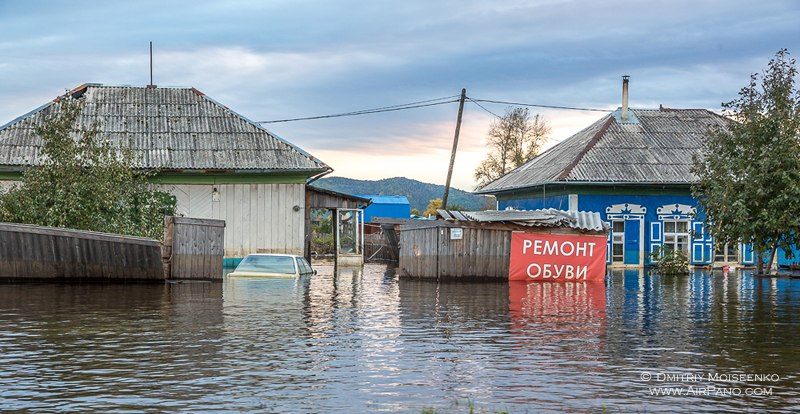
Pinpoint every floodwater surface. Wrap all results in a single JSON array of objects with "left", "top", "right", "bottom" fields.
[{"left": 1, "top": 265, "right": 799, "bottom": 412}]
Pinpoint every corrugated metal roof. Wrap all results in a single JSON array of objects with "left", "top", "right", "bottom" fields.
[
  {"left": 0, "top": 84, "right": 329, "bottom": 173},
  {"left": 356, "top": 195, "right": 410, "bottom": 205},
  {"left": 476, "top": 108, "right": 729, "bottom": 193},
  {"left": 436, "top": 208, "right": 608, "bottom": 232}
]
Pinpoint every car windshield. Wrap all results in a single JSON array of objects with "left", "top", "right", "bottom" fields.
[{"left": 235, "top": 255, "right": 296, "bottom": 274}]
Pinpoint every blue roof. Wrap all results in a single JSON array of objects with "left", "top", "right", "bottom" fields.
[
  {"left": 356, "top": 195, "right": 410, "bottom": 205},
  {"left": 356, "top": 195, "right": 411, "bottom": 223}
]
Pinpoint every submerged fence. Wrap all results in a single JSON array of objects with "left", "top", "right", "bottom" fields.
[{"left": 0, "top": 222, "right": 163, "bottom": 280}]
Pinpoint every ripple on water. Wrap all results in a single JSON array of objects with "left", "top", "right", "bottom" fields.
[{"left": 0, "top": 267, "right": 799, "bottom": 412}]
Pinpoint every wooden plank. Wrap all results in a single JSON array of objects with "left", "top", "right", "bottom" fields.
[
  {"left": 223, "top": 183, "right": 234, "bottom": 258},
  {"left": 0, "top": 222, "right": 159, "bottom": 246},
  {"left": 0, "top": 229, "right": 12, "bottom": 277},
  {"left": 241, "top": 184, "right": 250, "bottom": 255},
  {"left": 172, "top": 217, "right": 225, "bottom": 227},
  {"left": 289, "top": 183, "right": 299, "bottom": 254},
  {"left": 263, "top": 183, "right": 274, "bottom": 253},
  {"left": 256, "top": 184, "right": 265, "bottom": 253},
  {"left": 201, "top": 224, "right": 211, "bottom": 278},
  {"left": 277, "top": 184, "right": 287, "bottom": 253},
  {"left": 233, "top": 184, "right": 244, "bottom": 258}
]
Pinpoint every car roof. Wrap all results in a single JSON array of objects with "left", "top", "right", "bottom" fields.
[{"left": 243, "top": 253, "right": 304, "bottom": 259}]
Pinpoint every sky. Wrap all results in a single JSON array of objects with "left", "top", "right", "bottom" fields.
[{"left": 1, "top": 1, "right": 798, "bottom": 191}]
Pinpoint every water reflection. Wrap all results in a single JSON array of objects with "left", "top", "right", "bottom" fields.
[{"left": 0, "top": 267, "right": 799, "bottom": 412}]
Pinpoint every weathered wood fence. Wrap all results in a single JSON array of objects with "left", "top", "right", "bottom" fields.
[
  {"left": 162, "top": 217, "right": 225, "bottom": 280},
  {"left": 399, "top": 222, "right": 512, "bottom": 279},
  {"left": 0, "top": 222, "right": 163, "bottom": 281},
  {"left": 365, "top": 232, "right": 398, "bottom": 262}
]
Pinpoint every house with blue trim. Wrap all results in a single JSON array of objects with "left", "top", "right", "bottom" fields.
[{"left": 475, "top": 81, "right": 756, "bottom": 268}]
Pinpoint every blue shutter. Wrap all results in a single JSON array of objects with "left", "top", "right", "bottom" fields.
[
  {"left": 691, "top": 221, "right": 713, "bottom": 265},
  {"left": 741, "top": 244, "right": 756, "bottom": 264},
  {"left": 649, "top": 221, "right": 662, "bottom": 264},
  {"left": 606, "top": 223, "right": 612, "bottom": 265}
]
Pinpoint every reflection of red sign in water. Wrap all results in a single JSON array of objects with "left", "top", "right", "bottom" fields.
[
  {"left": 509, "top": 232, "right": 607, "bottom": 282},
  {"left": 508, "top": 281, "right": 607, "bottom": 355}
]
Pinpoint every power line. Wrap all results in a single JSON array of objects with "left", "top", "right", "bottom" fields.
[
  {"left": 256, "top": 95, "right": 460, "bottom": 124},
  {"left": 470, "top": 98, "right": 612, "bottom": 113},
  {"left": 255, "top": 94, "right": 612, "bottom": 124},
  {"left": 466, "top": 97, "right": 501, "bottom": 118}
]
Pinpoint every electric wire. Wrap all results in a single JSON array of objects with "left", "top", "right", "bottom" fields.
[
  {"left": 256, "top": 94, "right": 611, "bottom": 124},
  {"left": 466, "top": 97, "right": 502, "bottom": 118},
  {"left": 257, "top": 95, "right": 460, "bottom": 124},
  {"left": 470, "top": 98, "right": 611, "bottom": 112}
]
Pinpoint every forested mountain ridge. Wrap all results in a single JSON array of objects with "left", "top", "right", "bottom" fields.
[{"left": 311, "top": 176, "right": 487, "bottom": 212}]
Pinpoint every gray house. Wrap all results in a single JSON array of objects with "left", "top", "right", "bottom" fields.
[{"left": 0, "top": 83, "right": 336, "bottom": 262}]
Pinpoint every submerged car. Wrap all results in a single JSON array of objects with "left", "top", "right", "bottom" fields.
[{"left": 228, "top": 254, "right": 315, "bottom": 278}]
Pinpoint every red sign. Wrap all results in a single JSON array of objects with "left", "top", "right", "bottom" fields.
[{"left": 509, "top": 232, "right": 607, "bottom": 282}]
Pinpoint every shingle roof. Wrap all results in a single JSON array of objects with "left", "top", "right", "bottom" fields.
[
  {"left": 0, "top": 84, "right": 330, "bottom": 173},
  {"left": 476, "top": 108, "right": 729, "bottom": 194}
]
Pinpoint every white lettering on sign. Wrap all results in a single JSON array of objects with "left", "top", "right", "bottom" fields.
[
  {"left": 526, "top": 263, "right": 587, "bottom": 280},
  {"left": 510, "top": 233, "right": 606, "bottom": 282},
  {"left": 523, "top": 239, "right": 596, "bottom": 257}
]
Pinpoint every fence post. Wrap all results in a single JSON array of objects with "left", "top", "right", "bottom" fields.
[{"left": 162, "top": 216, "right": 174, "bottom": 279}]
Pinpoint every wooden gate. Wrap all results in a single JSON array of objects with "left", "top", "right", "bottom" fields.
[{"left": 163, "top": 217, "right": 225, "bottom": 280}]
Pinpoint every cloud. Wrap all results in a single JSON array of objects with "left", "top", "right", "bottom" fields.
[{"left": 1, "top": 0, "right": 798, "bottom": 188}]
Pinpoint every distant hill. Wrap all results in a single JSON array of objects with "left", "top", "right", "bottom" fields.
[{"left": 311, "top": 176, "right": 488, "bottom": 212}]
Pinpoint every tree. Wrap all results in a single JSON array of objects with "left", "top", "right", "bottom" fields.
[
  {"left": 474, "top": 107, "right": 551, "bottom": 190},
  {"left": 423, "top": 198, "right": 471, "bottom": 217},
  {"left": 423, "top": 199, "right": 443, "bottom": 217},
  {"left": 0, "top": 93, "right": 175, "bottom": 240},
  {"left": 691, "top": 49, "right": 800, "bottom": 275}
]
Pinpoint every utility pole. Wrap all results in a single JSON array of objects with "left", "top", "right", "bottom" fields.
[{"left": 442, "top": 88, "right": 466, "bottom": 211}]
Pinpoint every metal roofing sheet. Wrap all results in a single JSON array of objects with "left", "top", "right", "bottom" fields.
[
  {"left": 0, "top": 85, "right": 329, "bottom": 173},
  {"left": 476, "top": 109, "right": 729, "bottom": 193},
  {"left": 356, "top": 195, "right": 410, "bottom": 205},
  {"left": 437, "top": 208, "right": 607, "bottom": 232}
]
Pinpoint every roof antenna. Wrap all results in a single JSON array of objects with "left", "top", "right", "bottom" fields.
[{"left": 147, "top": 41, "right": 156, "bottom": 88}]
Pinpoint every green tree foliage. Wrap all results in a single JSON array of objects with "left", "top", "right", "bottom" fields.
[
  {"left": 0, "top": 94, "right": 175, "bottom": 240},
  {"left": 311, "top": 209, "right": 333, "bottom": 234},
  {"left": 691, "top": 49, "right": 800, "bottom": 274},
  {"left": 474, "top": 107, "right": 551, "bottom": 190},
  {"left": 423, "top": 198, "right": 468, "bottom": 217}
]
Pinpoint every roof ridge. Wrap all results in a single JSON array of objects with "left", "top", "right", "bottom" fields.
[
  {"left": 0, "top": 84, "right": 332, "bottom": 173},
  {"left": 556, "top": 116, "right": 614, "bottom": 180}
]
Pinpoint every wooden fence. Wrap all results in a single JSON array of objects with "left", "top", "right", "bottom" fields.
[
  {"left": 0, "top": 222, "right": 163, "bottom": 281},
  {"left": 163, "top": 217, "right": 225, "bottom": 280},
  {"left": 365, "top": 232, "right": 396, "bottom": 262},
  {"left": 399, "top": 223, "right": 512, "bottom": 279}
]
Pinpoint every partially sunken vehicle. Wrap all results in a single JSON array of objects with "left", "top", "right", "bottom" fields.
[{"left": 228, "top": 254, "right": 315, "bottom": 278}]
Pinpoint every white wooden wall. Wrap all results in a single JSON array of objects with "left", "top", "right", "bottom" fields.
[{"left": 159, "top": 183, "right": 306, "bottom": 258}]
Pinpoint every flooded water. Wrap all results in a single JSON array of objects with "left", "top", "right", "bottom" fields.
[{"left": 1, "top": 264, "right": 799, "bottom": 413}]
